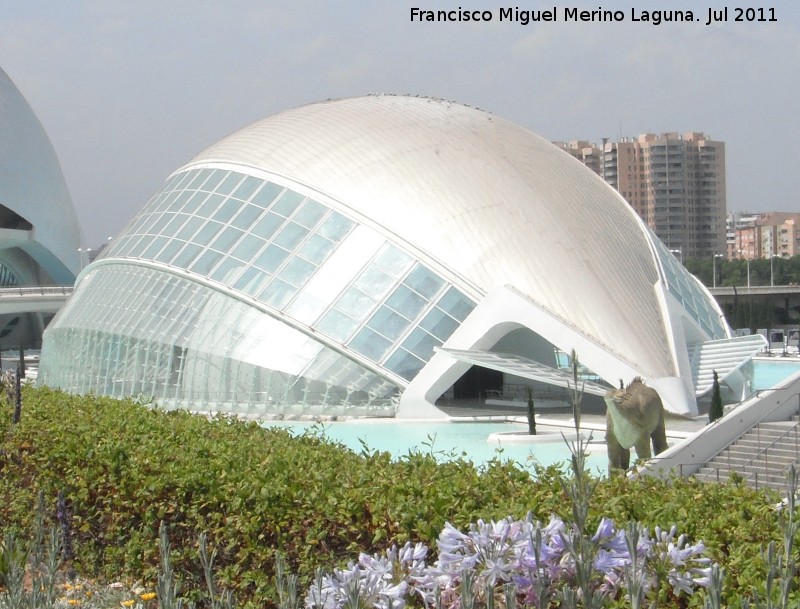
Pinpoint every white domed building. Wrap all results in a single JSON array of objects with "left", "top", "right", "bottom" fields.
[
  {"left": 0, "top": 67, "right": 82, "bottom": 346},
  {"left": 38, "top": 95, "right": 763, "bottom": 417}
]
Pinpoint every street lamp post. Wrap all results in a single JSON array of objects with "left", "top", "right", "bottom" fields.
[
  {"left": 746, "top": 258, "right": 751, "bottom": 289},
  {"left": 770, "top": 252, "right": 779, "bottom": 287},
  {"left": 77, "top": 248, "right": 88, "bottom": 271},
  {"left": 712, "top": 254, "right": 724, "bottom": 288},
  {"left": 769, "top": 242, "right": 773, "bottom": 287},
  {"left": 738, "top": 250, "right": 751, "bottom": 289}
]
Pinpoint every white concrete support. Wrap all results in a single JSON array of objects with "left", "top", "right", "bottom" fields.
[{"left": 398, "top": 285, "right": 698, "bottom": 418}]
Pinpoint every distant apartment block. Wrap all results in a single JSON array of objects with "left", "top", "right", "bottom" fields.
[
  {"left": 556, "top": 133, "right": 727, "bottom": 260},
  {"left": 727, "top": 211, "right": 800, "bottom": 259}
]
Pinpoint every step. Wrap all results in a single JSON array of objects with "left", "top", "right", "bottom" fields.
[
  {"left": 718, "top": 444, "right": 799, "bottom": 457},
  {"left": 709, "top": 457, "right": 799, "bottom": 471},
  {"left": 701, "top": 461, "right": 796, "bottom": 479},
  {"left": 732, "top": 440, "right": 800, "bottom": 455},
  {"left": 758, "top": 421, "right": 799, "bottom": 430},
  {"left": 696, "top": 467, "right": 788, "bottom": 489},
  {"left": 739, "top": 429, "right": 800, "bottom": 442},
  {"left": 719, "top": 447, "right": 799, "bottom": 462}
]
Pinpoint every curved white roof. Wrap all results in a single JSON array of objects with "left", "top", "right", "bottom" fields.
[
  {"left": 0, "top": 67, "right": 81, "bottom": 281},
  {"left": 187, "top": 95, "right": 673, "bottom": 378}
]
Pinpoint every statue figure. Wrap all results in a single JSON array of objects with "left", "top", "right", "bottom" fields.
[{"left": 604, "top": 377, "right": 668, "bottom": 472}]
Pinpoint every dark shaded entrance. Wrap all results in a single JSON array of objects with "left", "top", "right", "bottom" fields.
[{"left": 452, "top": 365, "right": 503, "bottom": 399}]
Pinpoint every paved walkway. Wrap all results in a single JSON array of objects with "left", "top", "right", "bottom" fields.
[{"left": 436, "top": 397, "right": 708, "bottom": 441}]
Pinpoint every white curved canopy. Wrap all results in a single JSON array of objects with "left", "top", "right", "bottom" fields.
[{"left": 0, "top": 67, "right": 82, "bottom": 282}]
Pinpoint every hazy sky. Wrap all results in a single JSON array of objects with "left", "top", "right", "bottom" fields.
[{"left": 2, "top": 1, "right": 799, "bottom": 246}]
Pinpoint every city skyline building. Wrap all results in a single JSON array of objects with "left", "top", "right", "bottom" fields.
[
  {"left": 727, "top": 211, "right": 800, "bottom": 260},
  {"left": 556, "top": 132, "right": 727, "bottom": 261}
]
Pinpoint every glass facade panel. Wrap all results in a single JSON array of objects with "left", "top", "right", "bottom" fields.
[
  {"left": 405, "top": 265, "right": 445, "bottom": 299},
  {"left": 161, "top": 213, "right": 189, "bottom": 236},
  {"left": 181, "top": 191, "right": 208, "bottom": 214},
  {"left": 195, "top": 221, "right": 223, "bottom": 245},
  {"left": 278, "top": 257, "right": 316, "bottom": 287},
  {"left": 318, "top": 212, "right": 355, "bottom": 242},
  {"left": 189, "top": 249, "right": 223, "bottom": 275},
  {"left": 272, "top": 190, "right": 305, "bottom": 216},
  {"left": 401, "top": 327, "right": 442, "bottom": 361},
  {"left": 273, "top": 222, "right": 309, "bottom": 249},
  {"left": 39, "top": 265, "right": 398, "bottom": 417},
  {"left": 252, "top": 212, "right": 285, "bottom": 240},
  {"left": 350, "top": 328, "right": 392, "bottom": 361},
  {"left": 653, "top": 236, "right": 726, "bottom": 339},
  {"left": 130, "top": 235, "right": 154, "bottom": 257},
  {"left": 176, "top": 216, "right": 204, "bottom": 241},
  {"left": 233, "top": 176, "right": 262, "bottom": 201},
  {"left": 215, "top": 172, "right": 243, "bottom": 196},
  {"left": 374, "top": 245, "right": 414, "bottom": 277},
  {"left": 366, "top": 306, "right": 411, "bottom": 342},
  {"left": 186, "top": 169, "right": 211, "bottom": 190},
  {"left": 353, "top": 266, "right": 394, "bottom": 299},
  {"left": 173, "top": 243, "right": 203, "bottom": 269},
  {"left": 253, "top": 244, "right": 290, "bottom": 273},
  {"left": 213, "top": 198, "right": 243, "bottom": 224},
  {"left": 234, "top": 266, "right": 272, "bottom": 297},
  {"left": 437, "top": 287, "right": 476, "bottom": 322},
  {"left": 259, "top": 279, "right": 296, "bottom": 309},
  {"left": 209, "top": 257, "right": 245, "bottom": 284},
  {"left": 298, "top": 234, "right": 335, "bottom": 265},
  {"left": 210, "top": 226, "right": 244, "bottom": 252},
  {"left": 142, "top": 236, "right": 169, "bottom": 259},
  {"left": 293, "top": 200, "right": 327, "bottom": 228},
  {"left": 420, "top": 307, "right": 459, "bottom": 341},
  {"left": 200, "top": 169, "right": 226, "bottom": 192},
  {"left": 231, "top": 234, "right": 266, "bottom": 261},
  {"left": 385, "top": 285, "right": 426, "bottom": 319},
  {"left": 317, "top": 308, "right": 359, "bottom": 342},
  {"left": 384, "top": 348, "right": 425, "bottom": 381},
  {"left": 286, "top": 293, "right": 327, "bottom": 326},
  {"left": 154, "top": 239, "right": 186, "bottom": 264},
  {"left": 196, "top": 193, "right": 224, "bottom": 218},
  {"left": 230, "top": 204, "right": 264, "bottom": 230},
  {"left": 335, "top": 286, "right": 376, "bottom": 319},
  {"left": 251, "top": 182, "right": 284, "bottom": 207}
]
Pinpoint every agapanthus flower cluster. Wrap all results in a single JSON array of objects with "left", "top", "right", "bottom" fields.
[{"left": 304, "top": 515, "right": 713, "bottom": 609}]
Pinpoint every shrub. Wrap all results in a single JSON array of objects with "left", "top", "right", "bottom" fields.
[{"left": 0, "top": 386, "right": 796, "bottom": 607}]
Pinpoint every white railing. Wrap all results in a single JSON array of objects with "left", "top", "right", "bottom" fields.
[
  {"left": 0, "top": 285, "right": 73, "bottom": 297},
  {"left": 642, "top": 372, "right": 800, "bottom": 478}
]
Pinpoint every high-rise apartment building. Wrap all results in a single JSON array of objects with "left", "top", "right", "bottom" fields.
[{"left": 556, "top": 133, "right": 727, "bottom": 260}]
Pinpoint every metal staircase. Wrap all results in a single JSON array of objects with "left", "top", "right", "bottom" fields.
[{"left": 695, "top": 417, "right": 800, "bottom": 491}]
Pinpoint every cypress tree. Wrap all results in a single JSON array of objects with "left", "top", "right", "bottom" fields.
[
  {"left": 526, "top": 386, "right": 536, "bottom": 435},
  {"left": 709, "top": 370, "right": 723, "bottom": 423}
]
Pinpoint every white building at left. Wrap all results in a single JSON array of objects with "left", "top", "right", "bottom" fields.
[{"left": 0, "top": 67, "right": 82, "bottom": 347}]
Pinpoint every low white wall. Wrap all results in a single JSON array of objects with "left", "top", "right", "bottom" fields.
[{"left": 643, "top": 368, "right": 800, "bottom": 477}]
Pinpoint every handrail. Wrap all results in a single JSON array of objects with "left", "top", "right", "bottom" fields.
[
  {"left": 644, "top": 390, "right": 800, "bottom": 478},
  {"left": 697, "top": 390, "right": 800, "bottom": 467},
  {"left": 734, "top": 422, "right": 800, "bottom": 485},
  {"left": 0, "top": 285, "right": 73, "bottom": 297}
]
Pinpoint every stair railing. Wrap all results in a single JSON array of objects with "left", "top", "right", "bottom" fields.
[
  {"left": 734, "top": 423, "right": 800, "bottom": 488},
  {"left": 698, "top": 390, "right": 800, "bottom": 470},
  {"left": 646, "top": 390, "right": 800, "bottom": 487}
]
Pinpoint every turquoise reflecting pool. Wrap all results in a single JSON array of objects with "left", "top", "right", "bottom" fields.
[
  {"left": 262, "top": 420, "right": 607, "bottom": 475},
  {"left": 751, "top": 357, "right": 800, "bottom": 391}
]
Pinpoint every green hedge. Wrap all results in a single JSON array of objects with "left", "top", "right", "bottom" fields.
[{"left": 0, "top": 386, "right": 792, "bottom": 606}]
